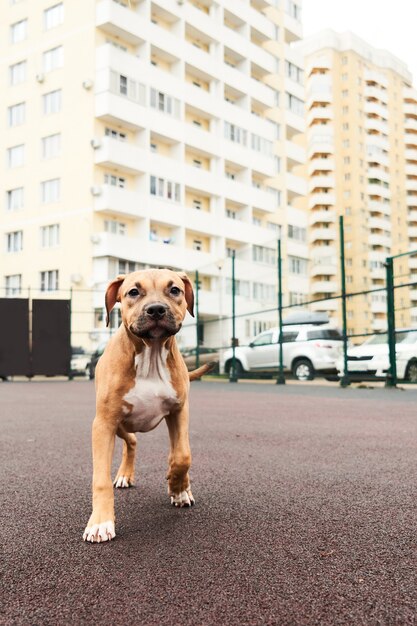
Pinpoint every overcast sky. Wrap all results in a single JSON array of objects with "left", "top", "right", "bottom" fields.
[{"left": 302, "top": 0, "right": 417, "bottom": 84}]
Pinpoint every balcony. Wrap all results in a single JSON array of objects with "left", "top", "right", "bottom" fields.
[
  {"left": 94, "top": 137, "right": 148, "bottom": 174},
  {"left": 310, "top": 227, "right": 337, "bottom": 242},
  {"left": 367, "top": 183, "right": 391, "bottom": 200},
  {"left": 364, "top": 69, "right": 388, "bottom": 88},
  {"left": 407, "top": 227, "right": 417, "bottom": 238},
  {"left": 287, "top": 172, "right": 307, "bottom": 199},
  {"left": 405, "top": 148, "right": 417, "bottom": 161},
  {"left": 309, "top": 209, "right": 336, "bottom": 226},
  {"left": 310, "top": 262, "right": 338, "bottom": 278},
  {"left": 364, "top": 86, "right": 388, "bottom": 103},
  {"left": 406, "top": 179, "right": 417, "bottom": 192},
  {"left": 286, "top": 140, "right": 306, "bottom": 166},
  {"left": 365, "top": 135, "right": 389, "bottom": 151},
  {"left": 405, "top": 117, "right": 417, "bottom": 132},
  {"left": 406, "top": 164, "right": 417, "bottom": 177},
  {"left": 306, "top": 57, "right": 332, "bottom": 76},
  {"left": 308, "top": 192, "right": 335, "bottom": 209},
  {"left": 308, "top": 157, "right": 335, "bottom": 175},
  {"left": 311, "top": 245, "right": 337, "bottom": 260},
  {"left": 368, "top": 233, "right": 391, "bottom": 248},
  {"left": 93, "top": 185, "right": 148, "bottom": 218},
  {"left": 364, "top": 101, "right": 388, "bottom": 118},
  {"left": 95, "top": 91, "right": 147, "bottom": 131},
  {"left": 367, "top": 167, "right": 390, "bottom": 183},
  {"left": 307, "top": 107, "right": 333, "bottom": 126},
  {"left": 371, "top": 301, "right": 387, "bottom": 314},
  {"left": 407, "top": 194, "right": 417, "bottom": 207},
  {"left": 308, "top": 175, "right": 335, "bottom": 192},
  {"left": 96, "top": 0, "right": 147, "bottom": 45},
  {"left": 407, "top": 209, "right": 417, "bottom": 222},
  {"left": 364, "top": 118, "right": 389, "bottom": 134},
  {"left": 371, "top": 318, "right": 387, "bottom": 331},
  {"left": 370, "top": 267, "right": 386, "bottom": 280},
  {"left": 404, "top": 103, "right": 417, "bottom": 117},
  {"left": 311, "top": 280, "right": 338, "bottom": 294},
  {"left": 369, "top": 201, "right": 391, "bottom": 216},
  {"left": 405, "top": 132, "right": 417, "bottom": 148},
  {"left": 310, "top": 299, "right": 339, "bottom": 312},
  {"left": 368, "top": 217, "right": 391, "bottom": 230}
]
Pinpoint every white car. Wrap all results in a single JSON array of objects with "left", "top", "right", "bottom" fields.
[
  {"left": 70, "top": 347, "right": 92, "bottom": 377},
  {"left": 336, "top": 330, "right": 417, "bottom": 382},
  {"left": 221, "top": 323, "right": 343, "bottom": 381}
]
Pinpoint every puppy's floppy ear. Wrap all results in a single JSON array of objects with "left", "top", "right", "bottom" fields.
[
  {"left": 177, "top": 272, "right": 194, "bottom": 317},
  {"left": 105, "top": 275, "right": 125, "bottom": 327}
]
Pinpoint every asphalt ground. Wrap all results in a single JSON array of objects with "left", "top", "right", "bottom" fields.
[{"left": 1, "top": 380, "right": 416, "bottom": 626}]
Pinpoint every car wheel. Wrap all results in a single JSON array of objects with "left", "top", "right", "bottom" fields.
[
  {"left": 226, "top": 359, "right": 244, "bottom": 378},
  {"left": 405, "top": 359, "right": 417, "bottom": 383},
  {"left": 293, "top": 359, "right": 314, "bottom": 381}
]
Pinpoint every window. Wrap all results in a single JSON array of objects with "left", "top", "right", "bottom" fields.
[
  {"left": 289, "top": 292, "right": 305, "bottom": 306},
  {"left": 192, "top": 199, "right": 202, "bottom": 210},
  {"left": 6, "top": 231, "right": 23, "bottom": 252},
  {"left": 193, "top": 239, "right": 202, "bottom": 251},
  {"left": 40, "top": 224, "right": 60, "bottom": 247},
  {"left": 150, "top": 88, "right": 180, "bottom": 117},
  {"left": 104, "top": 174, "right": 125, "bottom": 188},
  {"left": 9, "top": 60, "right": 27, "bottom": 85},
  {"left": 289, "top": 256, "right": 308, "bottom": 274},
  {"left": 6, "top": 187, "right": 24, "bottom": 211},
  {"left": 286, "top": 0, "right": 301, "bottom": 20},
  {"left": 40, "top": 270, "right": 59, "bottom": 291},
  {"left": 43, "top": 46, "right": 64, "bottom": 72},
  {"left": 10, "top": 19, "right": 27, "bottom": 43},
  {"left": 253, "top": 283, "right": 275, "bottom": 302},
  {"left": 118, "top": 260, "right": 141, "bottom": 275},
  {"left": 5, "top": 275, "right": 22, "bottom": 296},
  {"left": 224, "top": 122, "right": 247, "bottom": 145},
  {"left": 285, "top": 61, "right": 303, "bottom": 84},
  {"left": 110, "top": 71, "right": 146, "bottom": 105},
  {"left": 41, "top": 133, "right": 61, "bottom": 159},
  {"left": 226, "top": 279, "right": 250, "bottom": 297},
  {"left": 226, "top": 209, "right": 236, "bottom": 219},
  {"left": 150, "top": 175, "right": 180, "bottom": 202},
  {"left": 41, "top": 178, "right": 60, "bottom": 203},
  {"left": 8, "top": 102, "right": 25, "bottom": 127},
  {"left": 104, "top": 219, "right": 126, "bottom": 235},
  {"left": 7, "top": 144, "right": 24, "bottom": 168},
  {"left": 44, "top": 3, "right": 64, "bottom": 30},
  {"left": 286, "top": 93, "right": 304, "bottom": 116},
  {"left": 288, "top": 224, "right": 306, "bottom": 241},
  {"left": 42, "top": 89, "right": 62, "bottom": 114},
  {"left": 105, "top": 38, "right": 128, "bottom": 52},
  {"left": 251, "top": 134, "right": 273, "bottom": 156},
  {"left": 267, "top": 222, "right": 281, "bottom": 236},
  {"left": 105, "top": 127, "right": 126, "bottom": 141},
  {"left": 253, "top": 245, "right": 275, "bottom": 265}
]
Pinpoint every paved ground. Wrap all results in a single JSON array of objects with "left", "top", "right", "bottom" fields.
[{"left": 1, "top": 380, "right": 416, "bottom": 625}]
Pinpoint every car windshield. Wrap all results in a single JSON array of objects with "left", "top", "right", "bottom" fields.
[
  {"left": 363, "top": 333, "right": 388, "bottom": 345},
  {"left": 307, "top": 329, "right": 343, "bottom": 341},
  {"left": 398, "top": 331, "right": 417, "bottom": 344}
]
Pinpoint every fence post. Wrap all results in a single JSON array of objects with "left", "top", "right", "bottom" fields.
[
  {"left": 276, "top": 239, "right": 285, "bottom": 385},
  {"left": 229, "top": 250, "right": 238, "bottom": 382},
  {"left": 385, "top": 256, "right": 397, "bottom": 387},
  {"left": 339, "top": 216, "right": 350, "bottom": 387},
  {"left": 68, "top": 287, "right": 73, "bottom": 380},
  {"left": 195, "top": 270, "right": 200, "bottom": 372}
]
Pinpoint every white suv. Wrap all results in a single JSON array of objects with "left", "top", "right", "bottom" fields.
[{"left": 221, "top": 323, "right": 343, "bottom": 380}]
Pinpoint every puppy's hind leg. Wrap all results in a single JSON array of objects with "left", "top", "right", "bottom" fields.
[{"left": 114, "top": 424, "right": 137, "bottom": 489}]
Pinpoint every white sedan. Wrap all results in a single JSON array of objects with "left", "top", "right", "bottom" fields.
[{"left": 336, "top": 330, "right": 417, "bottom": 382}]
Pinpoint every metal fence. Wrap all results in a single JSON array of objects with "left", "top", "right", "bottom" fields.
[{"left": 2, "top": 217, "right": 417, "bottom": 385}]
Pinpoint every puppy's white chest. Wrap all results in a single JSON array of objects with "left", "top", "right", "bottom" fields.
[{"left": 122, "top": 348, "right": 177, "bottom": 433}]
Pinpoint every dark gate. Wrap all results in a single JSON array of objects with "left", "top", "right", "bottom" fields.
[
  {"left": 31, "top": 299, "right": 71, "bottom": 376},
  {"left": 0, "top": 299, "right": 31, "bottom": 377}
]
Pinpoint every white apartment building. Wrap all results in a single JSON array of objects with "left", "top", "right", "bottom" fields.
[{"left": 1, "top": 0, "right": 308, "bottom": 351}]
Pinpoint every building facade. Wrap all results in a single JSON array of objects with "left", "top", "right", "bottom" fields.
[
  {"left": 299, "top": 30, "right": 417, "bottom": 336},
  {"left": 1, "top": 0, "right": 308, "bottom": 351}
]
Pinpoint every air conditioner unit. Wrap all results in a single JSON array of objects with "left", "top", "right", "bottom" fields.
[
  {"left": 36, "top": 73, "right": 45, "bottom": 83},
  {"left": 82, "top": 79, "right": 93, "bottom": 90},
  {"left": 90, "top": 186, "right": 102, "bottom": 196},
  {"left": 90, "top": 138, "right": 101, "bottom": 149}
]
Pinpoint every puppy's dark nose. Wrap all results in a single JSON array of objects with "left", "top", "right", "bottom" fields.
[{"left": 145, "top": 303, "right": 168, "bottom": 320}]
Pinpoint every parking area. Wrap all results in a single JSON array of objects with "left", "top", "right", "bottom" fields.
[{"left": 1, "top": 380, "right": 417, "bottom": 625}]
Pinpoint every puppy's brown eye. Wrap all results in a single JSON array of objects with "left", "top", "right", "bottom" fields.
[
  {"left": 128, "top": 288, "right": 139, "bottom": 297},
  {"left": 170, "top": 286, "right": 181, "bottom": 296}
]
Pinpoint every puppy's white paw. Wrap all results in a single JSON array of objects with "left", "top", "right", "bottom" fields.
[
  {"left": 113, "top": 475, "right": 133, "bottom": 489},
  {"left": 83, "top": 520, "right": 115, "bottom": 543},
  {"left": 170, "top": 489, "right": 195, "bottom": 508}
]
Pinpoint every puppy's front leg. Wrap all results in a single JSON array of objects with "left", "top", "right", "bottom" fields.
[
  {"left": 166, "top": 403, "right": 195, "bottom": 507},
  {"left": 83, "top": 416, "right": 117, "bottom": 542}
]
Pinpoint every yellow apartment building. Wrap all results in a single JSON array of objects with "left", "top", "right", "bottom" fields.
[{"left": 299, "top": 30, "right": 417, "bottom": 337}]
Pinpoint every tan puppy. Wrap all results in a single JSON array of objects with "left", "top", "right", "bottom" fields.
[{"left": 83, "top": 268, "right": 210, "bottom": 543}]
